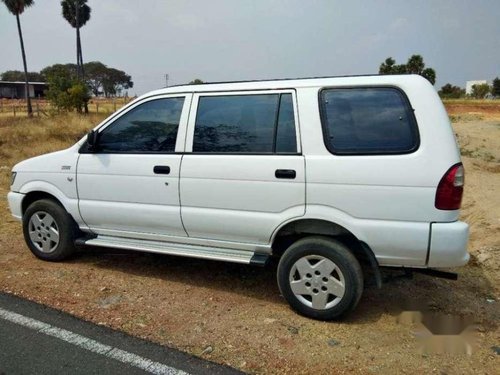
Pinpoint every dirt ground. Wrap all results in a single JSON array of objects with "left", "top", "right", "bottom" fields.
[{"left": 0, "top": 102, "right": 499, "bottom": 374}]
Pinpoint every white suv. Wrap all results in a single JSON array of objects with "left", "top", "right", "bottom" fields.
[{"left": 8, "top": 75, "right": 469, "bottom": 320}]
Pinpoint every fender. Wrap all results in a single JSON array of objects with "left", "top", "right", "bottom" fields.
[
  {"left": 18, "top": 180, "right": 86, "bottom": 228},
  {"left": 270, "top": 204, "right": 367, "bottom": 245},
  {"left": 271, "top": 204, "right": 429, "bottom": 267}
]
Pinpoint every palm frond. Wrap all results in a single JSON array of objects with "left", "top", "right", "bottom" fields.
[
  {"left": 1, "top": 0, "right": 35, "bottom": 15},
  {"left": 61, "top": 0, "right": 91, "bottom": 28}
]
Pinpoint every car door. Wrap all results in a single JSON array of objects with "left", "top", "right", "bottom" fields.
[
  {"left": 77, "top": 94, "right": 191, "bottom": 238},
  {"left": 180, "top": 90, "right": 305, "bottom": 244}
]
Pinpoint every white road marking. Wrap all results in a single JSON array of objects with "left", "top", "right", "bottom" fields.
[{"left": 0, "top": 307, "right": 189, "bottom": 375}]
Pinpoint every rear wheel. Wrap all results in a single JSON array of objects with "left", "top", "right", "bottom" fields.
[
  {"left": 23, "top": 199, "right": 78, "bottom": 261},
  {"left": 277, "top": 236, "right": 363, "bottom": 320}
]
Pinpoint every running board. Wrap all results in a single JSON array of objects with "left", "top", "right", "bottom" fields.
[{"left": 78, "top": 235, "right": 268, "bottom": 265}]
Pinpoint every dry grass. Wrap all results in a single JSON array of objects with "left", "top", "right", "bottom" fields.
[
  {"left": 444, "top": 99, "right": 500, "bottom": 122},
  {"left": 442, "top": 98, "right": 500, "bottom": 106},
  {"left": 0, "top": 113, "right": 108, "bottom": 237},
  {"left": 0, "top": 98, "right": 131, "bottom": 118},
  {"left": 0, "top": 113, "right": 107, "bottom": 185},
  {"left": 442, "top": 99, "right": 500, "bottom": 106}
]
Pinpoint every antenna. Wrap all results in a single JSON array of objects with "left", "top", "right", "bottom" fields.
[{"left": 165, "top": 74, "right": 169, "bottom": 88}]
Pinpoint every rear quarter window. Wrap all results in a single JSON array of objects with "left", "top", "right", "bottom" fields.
[{"left": 319, "top": 87, "right": 419, "bottom": 155}]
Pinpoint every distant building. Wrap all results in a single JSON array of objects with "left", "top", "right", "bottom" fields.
[
  {"left": 0, "top": 81, "right": 48, "bottom": 99},
  {"left": 465, "top": 80, "right": 487, "bottom": 95}
]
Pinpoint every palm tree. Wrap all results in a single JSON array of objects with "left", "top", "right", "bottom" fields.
[
  {"left": 61, "top": 0, "right": 90, "bottom": 79},
  {"left": 2, "top": 0, "right": 34, "bottom": 117},
  {"left": 61, "top": 0, "right": 90, "bottom": 112}
]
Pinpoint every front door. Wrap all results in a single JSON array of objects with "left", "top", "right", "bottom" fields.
[
  {"left": 77, "top": 94, "right": 191, "bottom": 238},
  {"left": 180, "top": 91, "right": 305, "bottom": 244}
]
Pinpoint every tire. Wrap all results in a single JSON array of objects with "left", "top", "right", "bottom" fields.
[
  {"left": 277, "top": 236, "right": 363, "bottom": 320},
  {"left": 23, "top": 199, "right": 78, "bottom": 261}
]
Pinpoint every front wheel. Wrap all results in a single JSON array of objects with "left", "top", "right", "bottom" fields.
[
  {"left": 23, "top": 199, "right": 78, "bottom": 261},
  {"left": 277, "top": 236, "right": 363, "bottom": 320}
]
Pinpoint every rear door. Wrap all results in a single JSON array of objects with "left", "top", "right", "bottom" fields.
[{"left": 180, "top": 90, "right": 305, "bottom": 244}]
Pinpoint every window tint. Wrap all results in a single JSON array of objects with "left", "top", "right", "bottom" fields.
[
  {"left": 275, "top": 94, "right": 297, "bottom": 153},
  {"left": 320, "top": 88, "right": 418, "bottom": 154},
  {"left": 193, "top": 94, "right": 278, "bottom": 153},
  {"left": 98, "top": 97, "right": 184, "bottom": 153},
  {"left": 193, "top": 93, "right": 297, "bottom": 153}
]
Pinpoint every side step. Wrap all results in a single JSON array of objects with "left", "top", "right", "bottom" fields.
[{"left": 79, "top": 235, "right": 269, "bottom": 265}]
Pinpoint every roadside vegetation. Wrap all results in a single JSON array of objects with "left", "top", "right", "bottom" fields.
[
  {"left": 1, "top": 0, "right": 35, "bottom": 116},
  {"left": 0, "top": 113, "right": 107, "bottom": 192},
  {"left": 377, "top": 55, "right": 499, "bottom": 100},
  {"left": 1, "top": 0, "right": 133, "bottom": 114},
  {"left": 0, "top": 97, "right": 131, "bottom": 118},
  {"left": 379, "top": 54, "right": 436, "bottom": 84},
  {"left": 439, "top": 78, "right": 499, "bottom": 100}
]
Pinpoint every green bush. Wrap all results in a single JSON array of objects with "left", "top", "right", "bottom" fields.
[{"left": 44, "top": 64, "right": 89, "bottom": 112}]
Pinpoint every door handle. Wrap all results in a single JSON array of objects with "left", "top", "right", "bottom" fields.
[
  {"left": 275, "top": 169, "right": 296, "bottom": 179},
  {"left": 153, "top": 165, "right": 170, "bottom": 175}
]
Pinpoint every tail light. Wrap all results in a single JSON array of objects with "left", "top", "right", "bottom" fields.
[{"left": 435, "top": 163, "right": 464, "bottom": 210}]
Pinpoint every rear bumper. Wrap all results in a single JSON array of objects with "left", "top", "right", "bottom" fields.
[
  {"left": 428, "top": 221, "right": 469, "bottom": 268},
  {"left": 7, "top": 191, "right": 24, "bottom": 221}
]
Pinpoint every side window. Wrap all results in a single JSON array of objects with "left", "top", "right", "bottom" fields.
[
  {"left": 319, "top": 88, "right": 419, "bottom": 155},
  {"left": 275, "top": 94, "right": 297, "bottom": 153},
  {"left": 98, "top": 97, "right": 184, "bottom": 153},
  {"left": 193, "top": 93, "right": 297, "bottom": 153}
]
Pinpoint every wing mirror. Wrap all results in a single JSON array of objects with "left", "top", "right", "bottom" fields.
[{"left": 87, "top": 130, "right": 99, "bottom": 151}]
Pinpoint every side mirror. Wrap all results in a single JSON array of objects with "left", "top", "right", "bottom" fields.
[{"left": 87, "top": 130, "right": 99, "bottom": 151}]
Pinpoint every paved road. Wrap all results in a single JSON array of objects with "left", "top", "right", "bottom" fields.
[{"left": 0, "top": 293, "right": 242, "bottom": 375}]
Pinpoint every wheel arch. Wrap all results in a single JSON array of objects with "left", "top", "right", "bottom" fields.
[
  {"left": 21, "top": 191, "right": 65, "bottom": 216},
  {"left": 19, "top": 181, "right": 70, "bottom": 213},
  {"left": 18, "top": 181, "right": 84, "bottom": 229},
  {"left": 271, "top": 218, "right": 382, "bottom": 288}
]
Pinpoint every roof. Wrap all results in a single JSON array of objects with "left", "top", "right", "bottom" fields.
[
  {"left": 0, "top": 81, "right": 47, "bottom": 85},
  {"left": 141, "top": 73, "right": 426, "bottom": 99}
]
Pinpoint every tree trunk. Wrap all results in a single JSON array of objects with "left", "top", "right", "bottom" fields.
[
  {"left": 78, "top": 30, "right": 84, "bottom": 77},
  {"left": 16, "top": 14, "right": 33, "bottom": 117},
  {"left": 76, "top": 27, "right": 82, "bottom": 79},
  {"left": 75, "top": 1, "right": 80, "bottom": 80},
  {"left": 77, "top": 27, "right": 89, "bottom": 114},
  {"left": 75, "top": 27, "right": 81, "bottom": 113},
  {"left": 75, "top": 0, "right": 88, "bottom": 114},
  {"left": 76, "top": 28, "right": 80, "bottom": 80}
]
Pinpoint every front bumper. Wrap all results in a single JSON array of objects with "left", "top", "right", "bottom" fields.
[
  {"left": 428, "top": 221, "right": 469, "bottom": 268},
  {"left": 7, "top": 191, "right": 24, "bottom": 221}
]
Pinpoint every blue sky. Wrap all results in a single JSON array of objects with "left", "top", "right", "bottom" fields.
[{"left": 1, "top": 0, "right": 499, "bottom": 95}]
